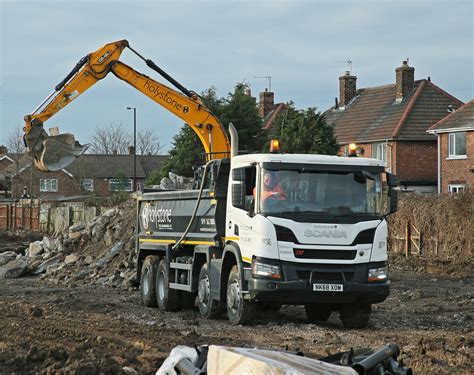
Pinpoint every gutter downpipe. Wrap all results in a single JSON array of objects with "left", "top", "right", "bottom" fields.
[{"left": 437, "top": 134, "right": 441, "bottom": 194}]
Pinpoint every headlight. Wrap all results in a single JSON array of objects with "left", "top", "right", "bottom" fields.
[
  {"left": 252, "top": 260, "right": 282, "bottom": 280},
  {"left": 368, "top": 266, "right": 388, "bottom": 282}
]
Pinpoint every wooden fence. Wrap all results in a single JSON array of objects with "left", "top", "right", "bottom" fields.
[
  {"left": 390, "top": 221, "right": 440, "bottom": 257},
  {"left": 0, "top": 200, "right": 100, "bottom": 234},
  {"left": 0, "top": 199, "right": 40, "bottom": 231}
]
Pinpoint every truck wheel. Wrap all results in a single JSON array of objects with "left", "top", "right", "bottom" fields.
[
  {"left": 140, "top": 256, "right": 159, "bottom": 307},
  {"left": 339, "top": 304, "right": 371, "bottom": 328},
  {"left": 198, "top": 263, "right": 220, "bottom": 318},
  {"left": 305, "top": 304, "right": 332, "bottom": 322},
  {"left": 226, "top": 265, "right": 255, "bottom": 325},
  {"left": 156, "top": 259, "right": 180, "bottom": 311}
]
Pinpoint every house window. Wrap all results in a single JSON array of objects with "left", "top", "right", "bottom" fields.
[
  {"left": 448, "top": 184, "right": 465, "bottom": 193},
  {"left": 372, "top": 142, "right": 387, "bottom": 162},
  {"left": 448, "top": 132, "right": 466, "bottom": 157},
  {"left": 109, "top": 178, "right": 133, "bottom": 192},
  {"left": 80, "top": 178, "right": 94, "bottom": 192},
  {"left": 40, "top": 179, "right": 58, "bottom": 192}
]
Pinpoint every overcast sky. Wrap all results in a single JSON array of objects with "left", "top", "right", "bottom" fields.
[{"left": 1, "top": 0, "right": 472, "bottom": 153}]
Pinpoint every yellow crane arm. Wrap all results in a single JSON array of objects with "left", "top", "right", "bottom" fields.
[
  {"left": 109, "top": 61, "right": 230, "bottom": 159},
  {"left": 23, "top": 39, "right": 230, "bottom": 172}
]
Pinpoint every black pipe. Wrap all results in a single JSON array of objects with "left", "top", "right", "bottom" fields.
[
  {"left": 55, "top": 56, "right": 88, "bottom": 91},
  {"left": 352, "top": 343, "right": 400, "bottom": 375},
  {"left": 126, "top": 45, "right": 194, "bottom": 98}
]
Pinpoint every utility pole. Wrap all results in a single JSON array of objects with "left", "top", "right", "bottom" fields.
[{"left": 126, "top": 106, "right": 137, "bottom": 191}]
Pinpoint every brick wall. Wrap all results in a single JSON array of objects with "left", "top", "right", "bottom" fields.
[
  {"left": 12, "top": 168, "right": 144, "bottom": 198},
  {"left": 338, "top": 140, "right": 436, "bottom": 183},
  {"left": 394, "top": 141, "right": 437, "bottom": 182},
  {"left": 439, "top": 131, "right": 474, "bottom": 193}
]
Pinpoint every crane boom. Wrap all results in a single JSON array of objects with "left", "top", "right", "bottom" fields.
[{"left": 23, "top": 39, "right": 230, "bottom": 172}]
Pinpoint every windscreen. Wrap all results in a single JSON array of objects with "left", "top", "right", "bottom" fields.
[{"left": 259, "top": 167, "right": 383, "bottom": 218}]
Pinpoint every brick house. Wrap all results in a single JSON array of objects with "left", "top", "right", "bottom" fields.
[
  {"left": 8, "top": 152, "right": 167, "bottom": 200},
  {"left": 324, "top": 61, "right": 464, "bottom": 193},
  {"left": 427, "top": 100, "right": 474, "bottom": 193}
]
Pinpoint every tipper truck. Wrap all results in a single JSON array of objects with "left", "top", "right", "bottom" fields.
[
  {"left": 23, "top": 39, "right": 398, "bottom": 327},
  {"left": 136, "top": 126, "right": 398, "bottom": 326}
]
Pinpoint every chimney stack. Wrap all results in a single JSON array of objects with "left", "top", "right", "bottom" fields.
[
  {"left": 339, "top": 71, "right": 357, "bottom": 107},
  {"left": 396, "top": 60, "right": 415, "bottom": 100},
  {"left": 0, "top": 145, "right": 7, "bottom": 155},
  {"left": 259, "top": 89, "right": 274, "bottom": 118},
  {"left": 128, "top": 146, "right": 135, "bottom": 155}
]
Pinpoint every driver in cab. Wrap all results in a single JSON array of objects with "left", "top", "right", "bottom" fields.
[{"left": 261, "top": 171, "right": 286, "bottom": 202}]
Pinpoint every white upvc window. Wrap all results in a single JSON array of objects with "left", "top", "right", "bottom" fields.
[
  {"left": 40, "top": 178, "right": 58, "bottom": 192},
  {"left": 372, "top": 142, "right": 387, "bottom": 162},
  {"left": 109, "top": 178, "right": 133, "bottom": 192},
  {"left": 80, "top": 178, "right": 94, "bottom": 192},
  {"left": 448, "top": 132, "right": 466, "bottom": 157},
  {"left": 448, "top": 184, "right": 465, "bottom": 193}
]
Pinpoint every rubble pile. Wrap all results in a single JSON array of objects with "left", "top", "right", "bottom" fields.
[{"left": 0, "top": 201, "right": 138, "bottom": 289}]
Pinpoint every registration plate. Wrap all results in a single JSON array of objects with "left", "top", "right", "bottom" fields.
[{"left": 313, "top": 283, "right": 344, "bottom": 292}]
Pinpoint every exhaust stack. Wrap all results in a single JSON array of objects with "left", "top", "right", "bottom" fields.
[{"left": 229, "top": 122, "right": 238, "bottom": 158}]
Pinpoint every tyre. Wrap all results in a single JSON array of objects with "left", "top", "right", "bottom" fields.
[
  {"left": 339, "top": 304, "right": 372, "bottom": 328},
  {"left": 197, "top": 263, "right": 220, "bottom": 318},
  {"left": 226, "top": 265, "right": 255, "bottom": 325},
  {"left": 140, "top": 256, "right": 160, "bottom": 307},
  {"left": 305, "top": 304, "right": 332, "bottom": 323},
  {"left": 156, "top": 259, "right": 180, "bottom": 311}
]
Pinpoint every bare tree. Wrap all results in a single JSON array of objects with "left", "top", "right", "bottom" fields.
[
  {"left": 137, "top": 129, "right": 162, "bottom": 155},
  {"left": 89, "top": 122, "right": 130, "bottom": 154},
  {"left": 5, "top": 125, "right": 29, "bottom": 197},
  {"left": 89, "top": 122, "right": 162, "bottom": 155}
]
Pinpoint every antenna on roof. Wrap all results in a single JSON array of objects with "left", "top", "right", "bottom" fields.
[
  {"left": 254, "top": 76, "right": 272, "bottom": 92},
  {"left": 335, "top": 58, "right": 353, "bottom": 74}
]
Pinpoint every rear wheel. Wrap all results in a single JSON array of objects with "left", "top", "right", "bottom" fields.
[
  {"left": 305, "top": 304, "right": 332, "bottom": 323},
  {"left": 339, "top": 304, "right": 371, "bottom": 328},
  {"left": 226, "top": 265, "right": 255, "bottom": 325},
  {"left": 197, "top": 263, "right": 220, "bottom": 318},
  {"left": 156, "top": 259, "right": 180, "bottom": 311},
  {"left": 140, "top": 256, "right": 159, "bottom": 307}
]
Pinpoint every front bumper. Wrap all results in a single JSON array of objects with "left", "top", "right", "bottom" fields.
[{"left": 245, "top": 260, "right": 390, "bottom": 305}]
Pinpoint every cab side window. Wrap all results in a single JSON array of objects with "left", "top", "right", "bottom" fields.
[{"left": 232, "top": 166, "right": 256, "bottom": 212}]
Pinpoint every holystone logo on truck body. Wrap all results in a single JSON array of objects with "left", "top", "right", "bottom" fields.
[{"left": 142, "top": 203, "right": 172, "bottom": 230}]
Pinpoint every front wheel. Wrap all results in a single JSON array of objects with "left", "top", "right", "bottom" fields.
[
  {"left": 197, "top": 263, "right": 220, "bottom": 318},
  {"left": 339, "top": 304, "right": 372, "bottom": 328},
  {"left": 226, "top": 265, "right": 255, "bottom": 325},
  {"left": 156, "top": 259, "right": 180, "bottom": 311}
]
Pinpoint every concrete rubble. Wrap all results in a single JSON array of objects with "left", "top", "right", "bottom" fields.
[{"left": 0, "top": 201, "right": 137, "bottom": 288}]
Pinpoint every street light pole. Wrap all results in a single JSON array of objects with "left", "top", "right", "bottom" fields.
[{"left": 126, "top": 106, "right": 137, "bottom": 191}]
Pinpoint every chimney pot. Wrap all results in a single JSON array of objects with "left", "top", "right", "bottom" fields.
[
  {"left": 259, "top": 90, "right": 274, "bottom": 118},
  {"left": 339, "top": 72, "right": 357, "bottom": 107},
  {"left": 396, "top": 60, "right": 415, "bottom": 99}
]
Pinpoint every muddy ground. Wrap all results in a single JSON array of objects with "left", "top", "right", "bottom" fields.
[{"left": 0, "top": 267, "right": 472, "bottom": 374}]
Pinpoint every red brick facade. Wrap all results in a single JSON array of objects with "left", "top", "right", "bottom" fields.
[
  {"left": 393, "top": 141, "right": 437, "bottom": 182},
  {"left": 439, "top": 131, "right": 474, "bottom": 193},
  {"left": 12, "top": 169, "right": 142, "bottom": 199}
]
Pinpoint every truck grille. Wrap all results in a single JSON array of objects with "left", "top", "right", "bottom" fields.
[{"left": 293, "top": 248, "right": 357, "bottom": 260}]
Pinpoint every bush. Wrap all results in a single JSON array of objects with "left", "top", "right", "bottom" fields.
[{"left": 388, "top": 191, "right": 473, "bottom": 267}]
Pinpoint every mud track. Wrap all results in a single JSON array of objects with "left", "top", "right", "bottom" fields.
[{"left": 1, "top": 266, "right": 472, "bottom": 374}]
